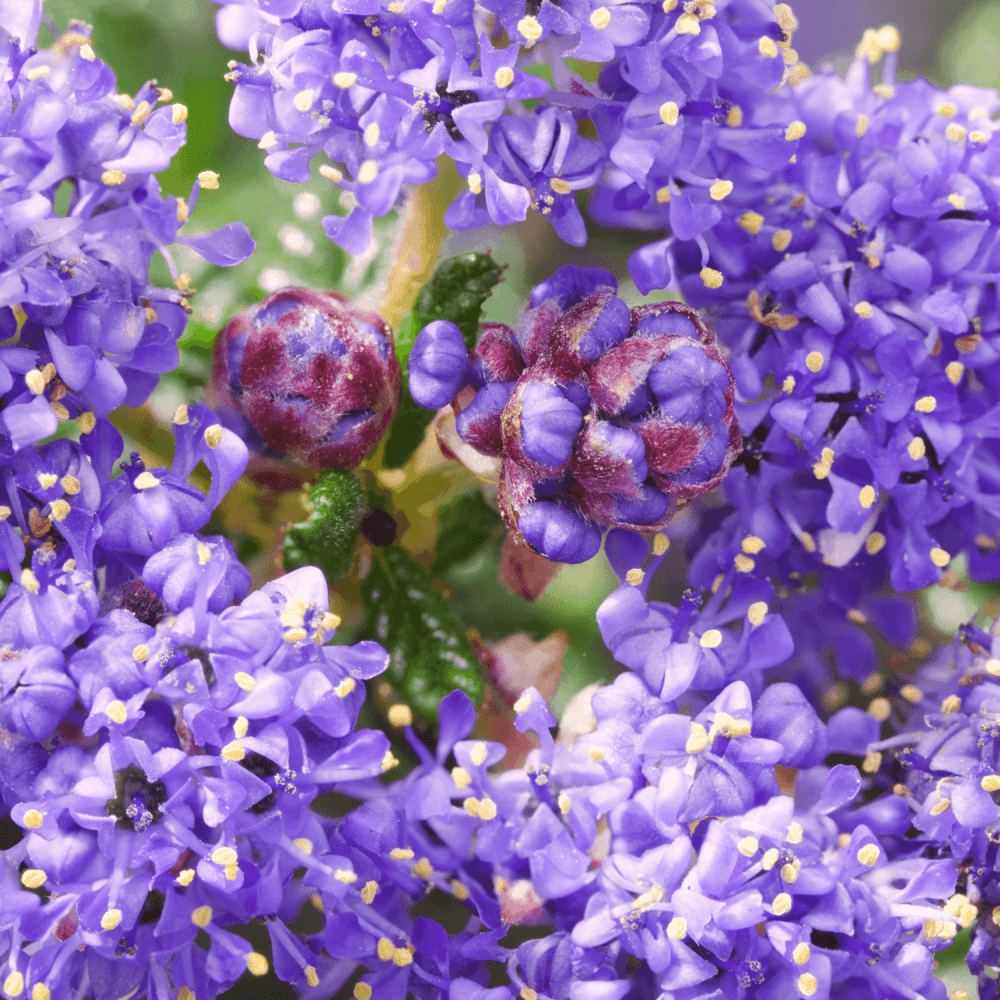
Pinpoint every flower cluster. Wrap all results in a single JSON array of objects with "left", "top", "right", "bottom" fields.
[
  {"left": 408, "top": 266, "right": 740, "bottom": 562},
  {"left": 216, "top": 0, "right": 806, "bottom": 253},
  {"left": 0, "top": 8, "right": 253, "bottom": 456},
  {"left": 208, "top": 286, "right": 402, "bottom": 468},
  {"left": 602, "top": 26, "right": 1000, "bottom": 600}
]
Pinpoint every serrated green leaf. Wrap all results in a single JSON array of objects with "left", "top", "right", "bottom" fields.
[
  {"left": 431, "top": 491, "right": 504, "bottom": 576},
  {"left": 282, "top": 470, "right": 366, "bottom": 584},
  {"left": 363, "top": 545, "right": 483, "bottom": 723}
]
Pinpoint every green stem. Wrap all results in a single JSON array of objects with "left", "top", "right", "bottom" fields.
[{"left": 378, "top": 157, "right": 462, "bottom": 332}]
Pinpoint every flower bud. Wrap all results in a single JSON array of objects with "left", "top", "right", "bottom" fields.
[
  {"left": 210, "top": 287, "right": 401, "bottom": 467},
  {"left": 408, "top": 320, "right": 472, "bottom": 409}
]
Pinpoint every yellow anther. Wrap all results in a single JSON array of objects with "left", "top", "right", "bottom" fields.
[
  {"left": 319, "top": 165, "right": 343, "bottom": 184},
  {"left": 655, "top": 186, "right": 671, "bottom": 204},
  {"left": 792, "top": 942, "right": 811, "bottom": 965},
  {"left": 464, "top": 797, "right": 481, "bottom": 817},
  {"left": 467, "top": 172, "right": 483, "bottom": 195},
  {"left": 734, "top": 554, "right": 755, "bottom": 572},
  {"left": 78, "top": 412, "right": 96, "bottom": 433},
  {"left": 653, "top": 533, "right": 669, "bottom": 556},
  {"left": 101, "top": 908, "right": 123, "bottom": 930},
  {"left": 862, "top": 751, "right": 882, "bottom": 773},
  {"left": 30, "top": 987, "right": 50, "bottom": 1000},
  {"left": 758, "top": 36, "right": 778, "bottom": 58},
  {"left": 246, "top": 953, "right": 269, "bottom": 976},
  {"left": 700, "top": 267, "right": 723, "bottom": 288},
  {"left": 558, "top": 792, "right": 571, "bottom": 815},
  {"left": 197, "top": 170, "right": 220, "bottom": 190},
  {"left": 675, "top": 12, "right": 701, "bottom": 34},
  {"left": 867, "top": 697, "right": 891, "bottom": 721},
  {"left": 80, "top": 44, "right": 95, "bottom": 61},
  {"left": 590, "top": 7, "right": 611, "bottom": 29},
  {"left": 21, "top": 869, "right": 46, "bottom": 888},
  {"left": 381, "top": 750, "right": 400, "bottom": 771},
  {"left": 177, "top": 200, "right": 190, "bottom": 222},
  {"left": 203, "top": 424, "right": 224, "bottom": 449},
  {"left": 354, "top": 985, "right": 373, "bottom": 1000},
  {"left": 787, "top": 821, "right": 804, "bottom": 844},
  {"left": 800, "top": 531, "right": 816, "bottom": 553},
  {"left": 666, "top": 916, "right": 687, "bottom": 938},
  {"left": 361, "top": 880, "right": 378, "bottom": 903},
  {"left": 305, "top": 968, "right": 320, "bottom": 988},
  {"left": 283, "top": 627, "right": 308, "bottom": 643},
  {"left": 710, "top": 180, "right": 733, "bottom": 200},
  {"left": 364, "top": 123, "right": 380, "bottom": 147},
  {"left": 106, "top": 700, "right": 128, "bottom": 724},
  {"left": 173, "top": 404, "right": 189, "bottom": 425},
  {"left": 517, "top": 15, "right": 543, "bottom": 43},
  {"left": 726, "top": 105, "right": 743, "bottom": 127},
  {"left": 390, "top": 848, "right": 415, "bottom": 860},
  {"left": 947, "top": 193, "right": 966, "bottom": 211},
  {"left": 234, "top": 671, "right": 256, "bottom": 692},
  {"left": 941, "top": 694, "right": 962, "bottom": 713},
  {"left": 659, "top": 101, "right": 679, "bottom": 126},
  {"left": 798, "top": 972, "right": 818, "bottom": 997},
  {"left": 785, "top": 121, "right": 806, "bottom": 141},
  {"left": 930, "top": 547, "right": 951, "bottom": 568},
  {"left": 494, "top": 66, "right": 515, "bottom": 88},
  {"left": 945, "top": 361, "right": 964, "bottom": 385},
  {"left": 257, "top": 131, "right": 278, "bottom": 150},
  {"left": 762, "top": 848, "right": 779, "bottom": 870},
  {"left": 772, "top": 4, "right": 798, "bottom": 32},
  {"left": 388, "top": 704, "right": 413, "bottom": 727},
  {"left": 685, "top": 723, "right": 709, "bottom": 754},
  {"left": 60, "top": 475, "right": 81, "bottom": 495},
  {"left": 588, "top": 747, "right": 606, "bottom": 763},
  {"left": 335, "top": 870, "right": 358, "bottom": 883},
  {"left": 907, "top": 436, "right": 926, "bottom": 461},
  {"left": 864, "top": 531, "right": 886, "bottom": 557},
  {"left": 914, "top": 395, "right": 936, "bottom": 413},
  {"left": 293, "top": 838, "right": 313, "bottom": 855},
  {"left": 549, "top": 177, "right": 572, "bottom": 196},
  {"left": 212, "top": 846, "right": 238, "bottom": 866},
  {"left": 742, "top": 536, "right": 766, "bottom": 555},
  {"left": 772, "top": 892, "right": 792, "bottom": 915},
  {"left": 221, "top": 740, "right": 245, "bottom": 762},
  {"left": 857, "top": 843, "right": 880, "bottom": 866},
  {"left": 468, "top": 741, "right": 489, "bottom": 767},
  {"left": 983, "top": 775, "right": 1000, "bottom": 792},
  {"left": 101, "top": 169, "right": 127, "bottom": 186},
  {"left": 411, "top": 857, "right": 433, "bottom": 878},
  {"left": 859, "top": 485, "right": 876, "bottom": 509},
  {"left": 176, "top": 868, "right": 195, "bottom": 886},
  {"left": 357, "top": 160, "right": 379, "bottom": 184},
  {"left": 946, "top": 123, "right": 966, "bottom": 144},
  {"left": 3, "top": 972, "right": 24, "bottom": 998},
  {"left": 781, "top": 862, "right": 798, "bottom": 883},
  {"left": 49, "top": 500, "right": 70, "bottom": 522},
  {"left": 936, "top": 102, "right": 958, "bottom": 118},
  {"left": 737, "top": 836, "right": 759, "bottom": 857},
  {"left": 700, "top": 630, "right": 723, "bottom": 649},
  {"left": 900, "top": 684, "right": 922, "bottom": 704},
  {"left": 625, "top": 568, "right": 645, "bottom": 586},
  {"left": 805, "top": 350, "right": 823, "bottom": 372},
  {"left": 334, "top": 677, "right": 356, "bottom": 698},
  {"left": 293, "top": 89, "right": 315, "bottom": 112},
  {"left": 333, "top": 71, "right": 357, "bottom": 88},
  {"left": 479, "top": 798, "right": 498, "bottom": 820},
  {"left": 747, "top": 601, "right": 768, "bottom": 628},
  {"left": 24, "top": 369, "right": 46, "bottom": 395},
  {"left": 783, "top": 375, "right": 796, "bottom": 393},
  {"left": 191, "top": 905, "right": 213, "bottom": 927},
  {"left": 514, "top": 692, "right": 532, "bottom": 713},
  {"left": 392, "top": 948, "right": 413, "bottom": 967},
  {"left": 133, "top": 471, "right": 160, "bottom": 490},
  {"left": 970, "top": 130, "right": 988, "bottom": 143},
  {"left": 377, "top": 937, "right": 395, "bottom": 961},
  {"left": 771, "top": 229, "right": 792, "bottom": 252}
]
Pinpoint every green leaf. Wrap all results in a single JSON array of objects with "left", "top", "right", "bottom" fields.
[
  {"left": 384, "top": 252, "right": 504, "bottom": 468},
  {"left": 362, "top": 545, "right": 483, "bottom": 724},
  {"left": 281, "top": 470, "right": 366, "bottom": 584},
  {"left": 409, "top": 251, "right": 505, "bottom": 352},
  {"left": 431, "top": 490, "right": 504, "bottom": 576}
]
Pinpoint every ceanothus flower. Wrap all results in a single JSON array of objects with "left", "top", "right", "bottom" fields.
[
  {"left": 0, "top": 560, "right": 394, "bottom": 1000},
  {"left": 408, "top": 267, "right": 740, "bottom": 563},
  {"left": 0, "top": 11, "right": 254, "bottom": 454}
]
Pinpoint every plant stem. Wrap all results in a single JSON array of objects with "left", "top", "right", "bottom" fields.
[{"left": 377, "top": 156, "right": 462, "bottom": 332}]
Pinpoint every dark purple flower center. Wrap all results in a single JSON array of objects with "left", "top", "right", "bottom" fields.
[
  {"left": 423, "top": 83, "right": 479, "bottom": 141},
  {"left": 105, "top": 764, "right": 167, "bottom": 832}
]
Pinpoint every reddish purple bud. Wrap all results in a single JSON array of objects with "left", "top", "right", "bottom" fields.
[
  {"left": 471, "top": 322, "right": 525, "bottom": 385},
  {"left": 503, "top": 380, "right": 585, "bottom": 471},
  {"left": 456, "top": 382, "right": 516, "bottom": 456},
  {"left": 571, "top": 420, "right": 648, "bottom": 495},
  {"left": 209, "top": 287, "right": 401, "bottom": 468},
  {"left": 518, "top": 500, "right": 602, "bottom": 564}
]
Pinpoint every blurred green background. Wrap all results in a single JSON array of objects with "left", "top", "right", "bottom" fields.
[{"left": 33, "top": 0, "right": 1000, "bottom": 995}]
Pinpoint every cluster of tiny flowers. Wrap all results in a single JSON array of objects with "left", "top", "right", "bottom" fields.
[
  {"left": 408, "top": 266, "right": 740, "bottom": 562},
  {"left": 0, "top": 8, "right": 253, "bottom": 456},
  {"left": 850, "top": 612, "right": 1000, "bottom": 1000},
  {"left": 601, "top": 24, "right": 1000, "bottom": 600},
  {"left": 216, "top": 0, "right": 805, "bottom": 253}
]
